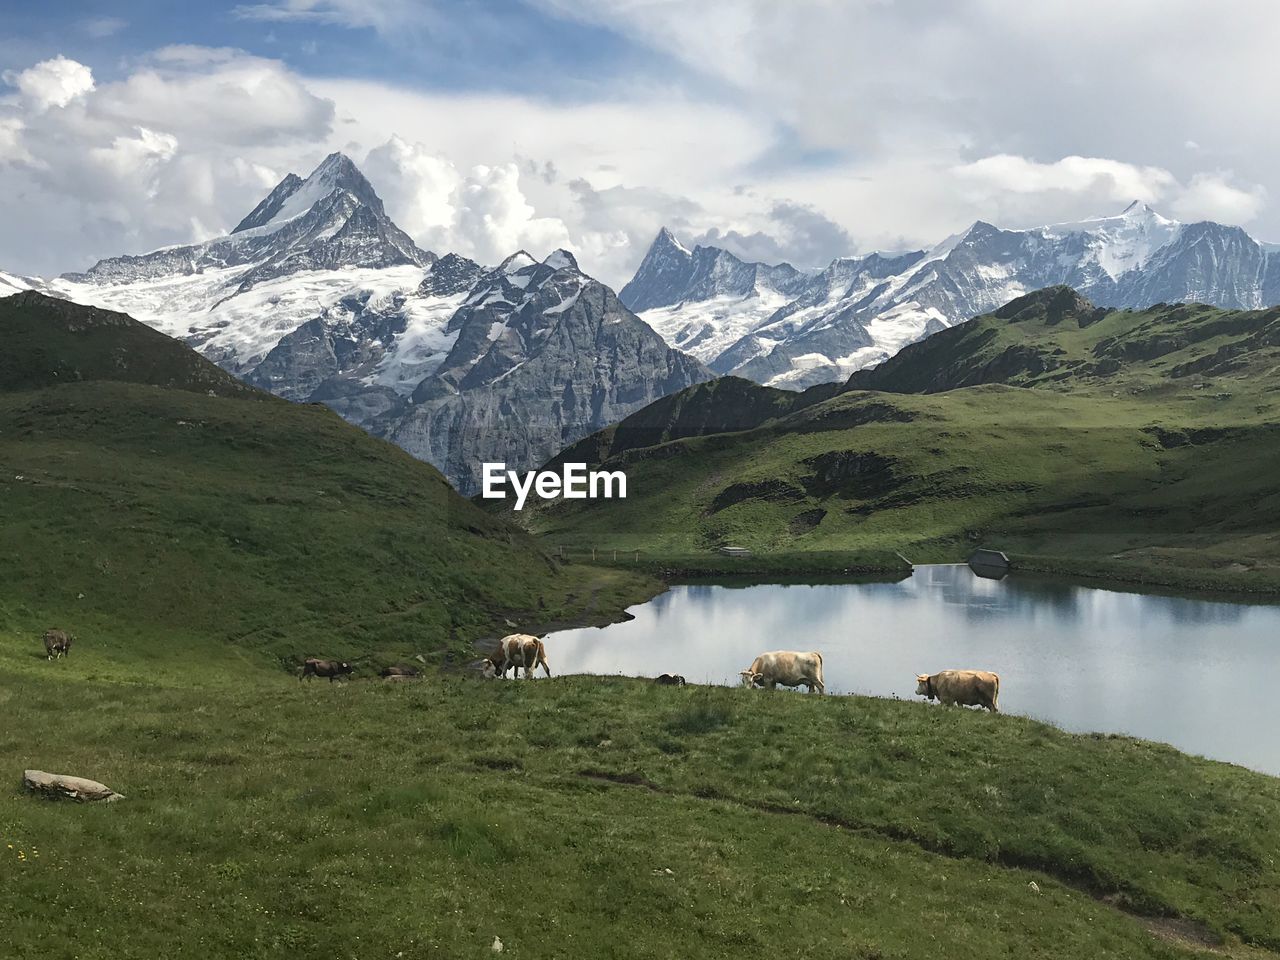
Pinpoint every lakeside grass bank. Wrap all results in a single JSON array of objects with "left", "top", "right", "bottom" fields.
[{"left": 3, "top": 639, "right": 1280, "bottom": 959}]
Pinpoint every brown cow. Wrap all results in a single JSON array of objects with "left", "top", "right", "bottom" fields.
[
  {"left": 300, "top": 658, "right": 353, "bottom": 682},
  {"left": 43, "top": 629, "right": 73, "bottom": 661},
  {"left": 915, "top": 670, "right": 1000, "bottom": 712},
  {"left": 482, "top": 634, "right": 550, "bottom": 679}
]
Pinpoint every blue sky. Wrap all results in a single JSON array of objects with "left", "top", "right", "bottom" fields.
[
  {"left": 0, "top": 1, "right": 689, "bottom": 98},
  {"left": 0, "top": 1, "right": 1276, "bottom": 284}
]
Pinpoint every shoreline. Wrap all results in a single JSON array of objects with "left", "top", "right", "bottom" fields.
[{"left": 549, "top": 548, "right": 1280, "bottom": 616}]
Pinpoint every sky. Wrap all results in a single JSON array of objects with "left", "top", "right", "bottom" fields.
[{"left": 0, "top": 0, "right": 1276, "bottom": 287}]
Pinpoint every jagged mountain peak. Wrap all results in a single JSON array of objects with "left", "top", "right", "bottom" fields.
[
  {"left": 621, "top": 228, "right": 809, "bottom": 314},
  {"left": 498, "top": 250, "right": 538, "bottom": 274},
  {"left": 543, "top": 248, "right": 579, "bottom": 272},
  {"left": 229, "top": 151, "right": 386, "bottom": 240},
  {"left": 232, "top": 173, "right": 304, "bottom": 234},
  {"left": 417, "top": 252, "right": 483, "bottom": 297},
  {"left": 654, "top": 226, "right": 689, "bottom": 251},
  {"left": 64, "top": 148, "right": 431, "bottom": 292}
]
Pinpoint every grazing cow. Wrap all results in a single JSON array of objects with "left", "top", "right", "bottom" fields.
[
  {"left": 300, "top": 658, "right": 353, "bottom": 682},
  {"left": 482, "top": 634, "right": 550, "bottom": 679},
  {"left": 740, "top": 651, "right": 824, "bottom": 694},
  {"left": 654, "top": 674, "right": 687, "bottom": 686},
  {"left": 915, "top": 670, "right": 1000, "bottom": 712},
  {"left": 380, "top": 665, "right": 420, "bottom": 679},
  {"left": 43, "top": 629, "right": 73, "bottom": 661}
]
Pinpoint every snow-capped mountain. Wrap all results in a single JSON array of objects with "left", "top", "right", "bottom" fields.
[
  {"left": 626, "top": 203, "right": 1280, "bottom": 389},
  {"left": 37, "top": 153, "right": 502, "bottom": 440},
  {"left": 619, "top": 228, "right": 814, "bottom": 370},
  {"left": 0, "top": 270, "right": 44, "bottom": 295},
  {"left": 385, "top": 248, "right": 712, "bottom": 495},
  {"left": 49, "top": 152, "right": 449, "bottom": 380},
  {"left": 16, "top": 154, "right": 708, "bottom": 492}
]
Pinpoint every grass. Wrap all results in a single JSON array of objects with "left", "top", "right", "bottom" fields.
[
  {"left": 0, "top": 380, "right": 659, "bottom": 670},
  {"left": 2, "top": 288, "right": 1279, "bottom": 957},
  {"left": 521, "top": 293, "right": 1280, "bottom": 595},
  {"left": 4, "top": 645, "right": 1280, "bottom": 958}
]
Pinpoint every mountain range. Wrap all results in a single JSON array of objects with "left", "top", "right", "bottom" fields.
[
  {"left": 624, "top": 202, "right": 1280, "bottom": 388},
  {"left": 36, "top": 153, "right": 708, "bottom": 494},
  {"left": 11, "top": 151, "right": 1280, "bottom": 490}
]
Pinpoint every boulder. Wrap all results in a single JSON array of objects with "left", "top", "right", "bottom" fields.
[{"left": 23, "top": 770, "right": 125, "bottom": 803}]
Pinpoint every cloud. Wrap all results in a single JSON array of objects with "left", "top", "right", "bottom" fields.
[
  {"left": 1170, "top": 173, "right": 1266, "bottom": 224},
  {"left": 535, "top": 0, "right": 1277, "bottom": 241},
  {"left": 81, "top": 17, "right": 127, "bottom": 38},
  {"left": 948, "top": 154, "right": 1266, "bottom": 229},
  {"left": 690, "top": 201, "right": 853, "bottom": 268},
  {"left": 95, "top": 47, "right": 334, "bottom": 146},
  {"left": 3, "top": 56, "right": 95, "bottom": 111},
  {"left": 363, "top": 135, "right": 461, "bottom": 252},
  {"left": 954, "top": 155, "right": 1177, "bottom": 205},
  {"left": 0, "top": 12, "right": 1275, "bottom": 289},
  {"left": 0, "top": 49, "right": 334, "bottom": 274},
  {"left": 456, "top": 163, "right": 573, "bottom": 263},
  {"left": 232, "top": 0, "right": 421, "bottom": 33}
]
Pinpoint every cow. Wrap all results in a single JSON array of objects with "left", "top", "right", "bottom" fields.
[
  {"left": 300, "top": 658, "right": 353, "bottom": 682},
  {"left": 740, "top": 651, "right": 824, "bottom": 694},
  {"left": 482, "top": 634, "right": 550, "bottom": 679},
  {"left": 43, "top": 629, "right": 73, "bottom": 661},
  {"left": 654, "top": 673, "right": 687, "bottom": 686},
  {"left": 380, "top": 665, "right": 420, "bottom": 679},
  {"left": 915, "top": 670, "right": 1000, "bottom": 712}
]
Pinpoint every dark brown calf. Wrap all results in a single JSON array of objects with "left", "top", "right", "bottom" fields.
[
  {"left": 654, "top": 673, "right": 687, "bottom": 686},
  {"left": 300, "top": 658, "right": 353, "bottom": 682},
  {"left": 43, "top": 629, "right": 73, "bottom": 661}
]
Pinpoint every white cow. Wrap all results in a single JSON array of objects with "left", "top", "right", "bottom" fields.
[
  {"left": 483, "top": 634, "right": 551, "bottom": 679},
  {"left": 740, "top": 651, "right": 824, "bottom": 694}
]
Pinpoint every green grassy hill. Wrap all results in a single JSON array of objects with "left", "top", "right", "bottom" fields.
[
  {"left": 6, "top": 655, "right": 1280, "bottom": 958},
  {"left": 5, "top": 291, "right": 1280, "bottom": 959},
  {"left": 0, "top": 292, "right": 652, "bottom": 672},
  {"left": 0, "top": 290, "right": 259, "bottom": 398},
  {"left": 523, "top": 287, "right": 1280, "bottom": 593}
]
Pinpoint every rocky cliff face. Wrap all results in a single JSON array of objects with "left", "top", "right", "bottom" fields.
[
  {"left": 626, "top": 203, "right": 1280, "bottom": 390},
  {"left": 385, "top": 250, "right": 713, "bottom": 495}
]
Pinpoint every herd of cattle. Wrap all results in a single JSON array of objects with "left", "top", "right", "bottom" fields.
[{"left": 40, "top": 628, "right": 1001, "bottom": 711}]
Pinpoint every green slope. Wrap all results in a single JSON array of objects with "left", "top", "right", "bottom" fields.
[
  {"left": 4, "top": 296, "right": 1280, "bottom": 960},
  {"left": 0, "top": 292, "right": 651, "bottom": 670},
  {"left": 5, "top": 660, "right": 1280, "bottom": 957},
  {"left": 0, "top": 290, "right": 259, "bottom": 398},
  {"left": 523, "top": 287, "right": 1280, "bottom": 592}
]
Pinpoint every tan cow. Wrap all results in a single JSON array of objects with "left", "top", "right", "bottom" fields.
[
  {"left": 915, "top": 670, "right": 1000, "bottom": 712},
  {"left": 740, "top": 651, "right": 824, "bottom": 694},
  {"left": 483, "top": 634, "right": 551, "bottom": 679}
]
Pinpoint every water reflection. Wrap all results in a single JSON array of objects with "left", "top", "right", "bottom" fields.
[{"left": 545, "top": 565, "right": 1280, "bottom": 775}]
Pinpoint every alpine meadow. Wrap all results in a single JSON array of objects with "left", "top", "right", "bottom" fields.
[{"left": 4, "top": 4, "right": 1280, "bottom": 960}]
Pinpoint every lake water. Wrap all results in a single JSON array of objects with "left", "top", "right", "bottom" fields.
[{"left": 545, "top": 565, "right": 1280, "bottom": 775}]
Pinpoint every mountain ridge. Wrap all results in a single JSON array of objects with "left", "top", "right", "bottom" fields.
[
  {"left": 385, "top": 248, "right": 713, "bottom": 495},
  {"left": 34, "top": 154, "right": 713, "bottom": 493},
  {"left": 626, "top": 206, "right": 1280, "bottom": 390}
]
